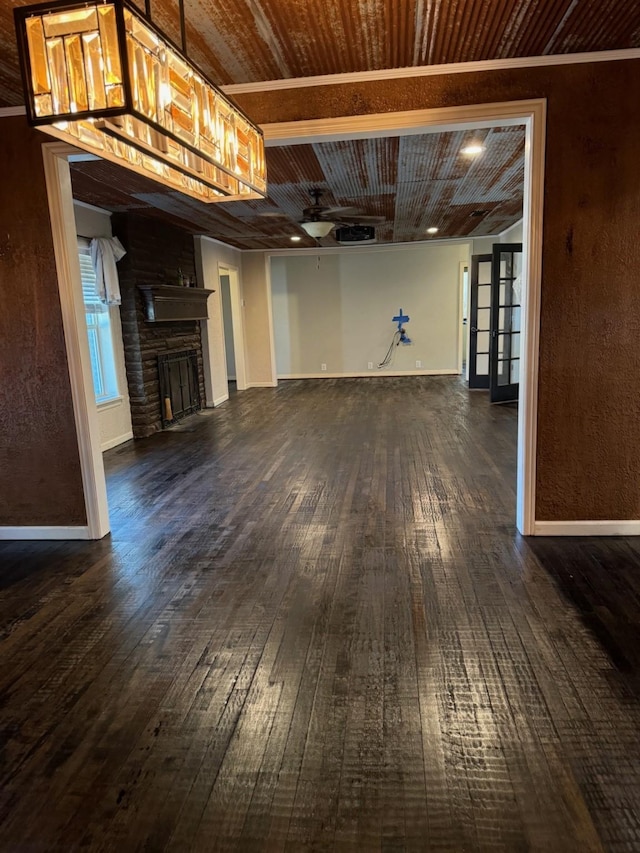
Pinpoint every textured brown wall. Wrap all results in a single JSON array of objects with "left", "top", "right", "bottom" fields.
[
  {"left": 0, "top": 117, "right": 86, "bottom": 527},
  {"left": 236, "top": 59, "right": 640, "bottom": 521}
]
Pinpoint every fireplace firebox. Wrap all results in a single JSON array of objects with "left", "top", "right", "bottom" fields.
[{"left": 158, "top": 350, "right": 201, "bottom": 427}]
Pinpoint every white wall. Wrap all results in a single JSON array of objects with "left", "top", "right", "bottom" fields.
[
  {"left": 271, "top": 242, "right": 470, "bottom": 377},
  {"left": 74, "top": 203, "right": 112, "bottom": 239},
  {"left": 73, "top": 201, "right": 133, "bottom": 451},
  {"left": 472, "top": 236, "right": 496, "bottom": 255},
  {"left": 472, "top": 220, "right": 524, "bottom": 256},
  {"left": 242, "top": 253, "right": 277, "bottom": 387},
  {"left": 501, "top": 220, "right": 524, "bottom": 243}
]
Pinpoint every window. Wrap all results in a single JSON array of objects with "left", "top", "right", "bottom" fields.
[{"left": 78, "top": 239, "right": 120, "bottom": 404}]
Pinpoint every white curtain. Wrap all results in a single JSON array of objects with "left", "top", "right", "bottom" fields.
[
  {"left": 513, "top": 273, "right": 522, "bottom": 304},
  {"left": 90, "top": 237, "right": 126, "bottom": 305}
]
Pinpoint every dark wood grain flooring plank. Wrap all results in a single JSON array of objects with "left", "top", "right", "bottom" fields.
[{"left": 1, "top": 377, "right": 639, "bottom": 851}]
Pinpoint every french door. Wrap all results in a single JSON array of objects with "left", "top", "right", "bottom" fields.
[{"left": 490, "top": 243, "right": 522, "bottom": 403}]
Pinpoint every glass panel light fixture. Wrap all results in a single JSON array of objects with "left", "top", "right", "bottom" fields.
[
  {"left": 14, "top": 0, "right": 267, "bottom": 204},
  {"left": 299, "top": 221, "right": 335, "bottom": 238}
]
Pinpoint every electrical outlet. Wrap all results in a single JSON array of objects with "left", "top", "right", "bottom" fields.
[
  {"left": 368, "top": 362, "right": 373, "bottom": 370},
  {"left": 415, "top": 360, "right": 422, "bottom": 368},
  {"left": 321, "top": 363, "right": 327, "bottom": 371}
]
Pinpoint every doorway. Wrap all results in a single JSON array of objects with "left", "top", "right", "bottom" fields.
[
  {"left": 220, "top": 274, "right": 236, "bottom": 387},
  {"left": 262, "top": 101, "right": 544, "bottom": 534},
  {"left": 219, "top": 266, "right": 247, "bottom": 392},
  {"left": 42, "top": 100, "right": 544, "bottom": 539}
]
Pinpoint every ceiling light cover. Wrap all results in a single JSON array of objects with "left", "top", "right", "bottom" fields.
[
  {"left": 14, "top": 0, "right": 267, "bottom": 204},
  {"left": 426, "top": 227, "right": 438, "bottom": 234},
  {"left": 300, "top": 220, "right": 334, "bottom": 238},
  {"left": 461, "top": 144, "right": 485, "bottom": 155}
]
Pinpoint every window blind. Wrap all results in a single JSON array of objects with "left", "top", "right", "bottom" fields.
[{"left": 78, "top": 242, "right": 107, "bottom": 313}]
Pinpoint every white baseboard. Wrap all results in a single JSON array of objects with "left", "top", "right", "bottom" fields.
[
  {"left": 533, "top": 520, "right": 640, "bottom": 536},
  {"left": 247, "top": 381, "right": 278, "bottom": 387},
  {"left": 212, "top": 394, "right": 230, "bottom": 407},
  {"left": 101, "top": 431, "right": 133, "bottom": 452},
  {"left": 0, "top": 526, "right": 92, "bottom": 540},
  {"left": 278, "top": 369, "right": 460, "bottom": 379}
]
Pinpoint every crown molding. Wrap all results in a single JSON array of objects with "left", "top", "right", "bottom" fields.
[
  {"left": 223, "top": 49, "right": 640, "bottom": 96},
  {"left": 73, "top": 198, "right": 112, "bottom": 216},
  {"left": 5, "top": 49, "right": 640, "bottom": 113},
  {"left": 202, "top": 232, "right": 508, "bottom": 256},
  {"left": 261, "top": 99, "right": 542, "bottom": 145},
  {"left": 255, "top": 237, "right": 473, "bottom": 257},
  {"left": 197, "top": 234, "right": 244, "bottom": 253}
]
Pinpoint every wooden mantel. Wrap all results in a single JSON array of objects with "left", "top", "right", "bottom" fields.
[{"left": 137, "top": 284, "right": 215, "bottom": 322}]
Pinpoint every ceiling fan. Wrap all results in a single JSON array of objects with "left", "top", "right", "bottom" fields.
[{"left": 298, "top": 187, "right": 385, "bottom": 238}]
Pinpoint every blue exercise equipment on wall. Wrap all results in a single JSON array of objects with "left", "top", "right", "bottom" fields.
[
  {"left": 392, "top": 308, "right": 411, "bottom": 344},
  {"left": 378, "top": 308, "right": 413, "bottom": 368}
]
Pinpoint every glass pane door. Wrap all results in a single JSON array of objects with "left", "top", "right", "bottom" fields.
[{"left": 490, "top": 243, "right": 522, "bottom": 403}]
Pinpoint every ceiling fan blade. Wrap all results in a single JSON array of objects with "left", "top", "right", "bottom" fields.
[
  {"left": 337, "top": 214, "right": 386, "bottom": 223},
  {"left": 322, "top": 205, "right": 360, "bottom": 215}
]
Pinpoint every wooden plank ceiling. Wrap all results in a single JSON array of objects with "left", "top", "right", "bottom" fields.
[
  {"left": 70, "top": 126, "right": 525, "bottom": 249},
  {"left": 2, "top": 1, "right": 639, "bottom": 247},
  {"left": 2, "top": 0, "right": 640, "bottom": 101}
]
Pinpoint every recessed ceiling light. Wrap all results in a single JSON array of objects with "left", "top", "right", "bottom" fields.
[
  {"left": 426, "top": 227, "right": 439, "bottom": 234},
  {"left": 290, "top": 235, "right": 302, "bottom": 242},
  {"left": 461, "top": 144, "right": 485, "bottom": 156}
]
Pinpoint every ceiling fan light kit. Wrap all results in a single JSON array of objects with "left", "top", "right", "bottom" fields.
[
  {"left": 299, "top": 220, "right": 335, "bottom": 238},
  {"left": 14, "top": 0, "right": 267, "bottom": 204},
  {"left": 296, "top": 187, "right": 384, "bottom": 242}
]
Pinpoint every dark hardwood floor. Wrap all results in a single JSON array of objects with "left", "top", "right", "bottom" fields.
[{"left": 1, "top": 377, "right": 640, "bottom": 852}]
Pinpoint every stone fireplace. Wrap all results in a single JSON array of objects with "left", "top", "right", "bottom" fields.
[
  {"left": 157, "top": 349, "right": 201, "bottom": 427},
  {"left": 112, "top": 213, "right": 206, "bottom": 438}
]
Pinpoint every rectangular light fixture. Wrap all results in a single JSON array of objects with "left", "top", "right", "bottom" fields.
[{"left": 14, "top": 0, "right": 267, "bottom": 203}]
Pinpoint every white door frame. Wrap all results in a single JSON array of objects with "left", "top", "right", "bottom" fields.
[
  {"left": 261, "top": 99, "right": 546, "bottom": 535},
  {"left": 37, "top": 100, "right": 545, "bottom": 538},
  {"left": 458, "top": 259, "right": 470, "bottom": 377},
  {"left": 42, "top": 141, "right": 111, "bottom": 539}
]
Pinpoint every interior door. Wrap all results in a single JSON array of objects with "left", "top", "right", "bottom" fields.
[
  {"left": 490, "top": 243, "right": 523, "bottom": 403},
  {"left": 468, "top": 254, "right": 493, "bottom": 389}
]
